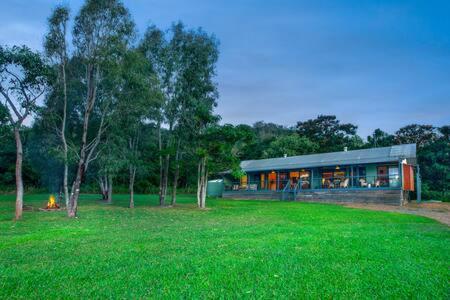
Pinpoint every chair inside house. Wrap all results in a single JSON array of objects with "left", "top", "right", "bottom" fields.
[
  {"left": 301, "top": 180, "right": 310, "bottom": 189},
  {"left": 249, "top": 184, "right": 258, "bottom": 191},
  {"left": 340, "top": 178, "right": 349, "bottom": 188},
  {"left": 359, "top": 178, "right": 368, "bottom": 187}
]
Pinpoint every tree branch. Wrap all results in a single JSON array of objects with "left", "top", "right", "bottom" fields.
[{"left": 0, "top": 88, "right": 22, "bottom": 122}]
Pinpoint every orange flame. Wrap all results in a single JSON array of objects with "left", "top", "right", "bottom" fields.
[{"left": 46, "top": 195, "right": 59, "bottom": 209}]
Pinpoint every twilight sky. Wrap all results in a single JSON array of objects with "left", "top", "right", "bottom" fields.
[{"left": 1, "top": 0, "right": 449, "bottom": 137}]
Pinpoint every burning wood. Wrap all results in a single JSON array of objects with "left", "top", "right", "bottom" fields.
[{"left": 46, "top": 195, "right": 60, "bottom": 209}]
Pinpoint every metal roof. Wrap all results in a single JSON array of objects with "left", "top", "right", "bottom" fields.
[{"left": 240, "top": 144, "right": 416, "bottom": 172}]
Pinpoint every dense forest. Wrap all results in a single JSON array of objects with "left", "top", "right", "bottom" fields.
[{"left": 0, "top": 1, "right": 448, "bottom": 219}]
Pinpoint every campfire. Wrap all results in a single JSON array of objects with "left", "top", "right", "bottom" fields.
[{"left": 45, "top": 194, "right": 60, "bottom": 209}]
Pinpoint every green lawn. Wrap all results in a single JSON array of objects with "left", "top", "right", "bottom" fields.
[{"left": 0, "top": 194, "right": 449, "bottom": 299}]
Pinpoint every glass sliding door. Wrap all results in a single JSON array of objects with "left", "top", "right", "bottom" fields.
[
  {"left": 260, "top": 173, "right": 266, "bottom": 190},
  {"left": 268, "top": 172, "right": 277, "bottom": 191},
  {"left": 376, "top": 166, "right": 389, "bottom": 187},
  {"left": 278, "top": 172, "right": 288, "bottom": 190},
  {"left": 299, "top": 170, "right": 310, "bottom": 189},
  {"left": 289, "top": 171, "right": 299, "bottom": 189},
  {"left": 389, "top": 166, "right": 400, "bottom": 187}
]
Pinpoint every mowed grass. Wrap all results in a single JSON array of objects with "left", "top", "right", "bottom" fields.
[{"left": 0, "top": 194, "right": 449, "bottom": 299}]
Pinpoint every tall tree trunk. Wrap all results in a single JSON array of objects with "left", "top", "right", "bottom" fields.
[
  {"left": 161, "top": 154, "right": 170, "bottom": 205},
  {"left": 107, "top": 174, "right": 113, "bottom": 204},
  {"left": 68, "top": 64, "right": 97, "bottom": 218},
  {"left": 61, "top": 62, "right": 69, "bottom": 208},
  {"left": 99, "top": 176, "right": 108, "bottom": 200},
  {"left": 129, "top": 165, "right": 136, "bottom": 208},
  {"left": 14, "top": 127, "right": 23, "bottom": 220},
  {"left": 158, "top": 121, "right": 164, "bottom": 206},
  {"left": 68, "top": 162, "right": 83, "bottom": 217},
  {"left": 202, "top": 169, "right": 208, "bottom": 208},
  {"left": 197, "top": 157, "right": 208, "bottom": 209},
  {"left": 197, "top": 160, "right": 201, "bottom": 207},
  {"left": 171, "top": 140, "right": 181, "bottom": 206}
]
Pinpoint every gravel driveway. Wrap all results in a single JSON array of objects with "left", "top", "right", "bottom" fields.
[{"left": 342, "top": 201, "right": 450, "bottom": 226}]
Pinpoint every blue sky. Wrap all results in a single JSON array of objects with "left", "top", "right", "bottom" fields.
[{"left": 1, "top": 0, "right": 449, "bottom": 137}]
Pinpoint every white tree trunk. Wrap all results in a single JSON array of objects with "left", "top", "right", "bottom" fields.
[
  {"left": 14, "top": 127, "right": 23, "bottom": 220},
  {"left": 68, "top": 64, "right": 99, "bottom": 217},
  {"left": 61, "top": 62, "right": 69, "bottom": 208},
  {"left": 129, "top": 166, "right": 136, "bottom": 208},
  {"left": 171, "top": 140, "right": 181, "bottom": 206},
  {"left": 107, "top": 174, "right": 113, "bottom": 204},
  {"left": 197, "top": 157, "right": 208, "bottom": 209}
]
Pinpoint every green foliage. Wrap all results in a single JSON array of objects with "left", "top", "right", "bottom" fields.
[
  {"left": 395, "top": 124, "right": 437, "bottom": 148},
  {"left": 297, "top": 115, "right": 359, "bottom": 152},
  {"left": 263, "top": 134, "right": 318, "bottom": 158},
  {"left": 73, "top": 0, "right": 135, "bottom": 63},
  {"left": 44, "top": 5, "right": 70, "bottom": 61},
  {"left": 419, "top": 137, "right": 450, "bottom": 200},
  {"left": 0, "top": 45, "right": 51, "bottom": 125},
  {"left": 0, "top": 194, "right": 448, "bottom": 298},
  {"left": 366, "top": 128, "right": 395, "bottom": 148},
  {"left": 198, "top": 124, "right": 248, "bottom": 175}
]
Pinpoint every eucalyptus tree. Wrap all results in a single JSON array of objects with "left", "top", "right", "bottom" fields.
[
  {"left": 140, "top": 23, "right": 185, "bottom": 206},
  {"left": 114, "top": 50, "right": 161, "bottom": 207},
  {"left": 44, "top": 5, "right": 70, "bottom": 207},
  {"left": 171, "top": 30, "right": 220, "bottom": 208},
  {"left": 172, "top": 27, "right": 220, "bottom": 205},
  {"left": 196, "top": 125, "right": 246, "bottom": 208},
  {"left": 0, "top": 46, "right": 50, "bottom": 219},
  {"left": 140, "top": 23, "right": 220, "bottom": 206},
  {"left": 67, "top": 0, "right": 135, "bottom": 217}
]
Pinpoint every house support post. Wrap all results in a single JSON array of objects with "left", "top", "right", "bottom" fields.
[{"left": 416, "top": 165, "right": 422, "bottom": 203}]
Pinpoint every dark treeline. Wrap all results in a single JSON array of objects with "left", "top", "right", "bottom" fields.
[
  {"left": 0, "top": 1, "right": 448, "bottom": 220},
  {"left": 1, "top": 116, "right": 449, "bottom": 201}
]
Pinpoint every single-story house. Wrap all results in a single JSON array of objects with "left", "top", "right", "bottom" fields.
[{"left": 219, "top": 144, "right": 419, "bottom": 205}]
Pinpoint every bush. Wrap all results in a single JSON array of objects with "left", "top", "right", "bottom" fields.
[{"left": 422, "top": 184, "right": 450, "bottom": 202}]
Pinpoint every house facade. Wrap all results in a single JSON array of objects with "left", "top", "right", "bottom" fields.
[{"left": 221, "top": 144, "right": 419, "bottom": 205}]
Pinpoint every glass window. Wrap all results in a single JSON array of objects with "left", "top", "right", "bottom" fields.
[
  {"left": 268, "top": 172, "right": 277, "bottom": 191},
  {"left": 377, "top": 166, "right": 389, "bottom": 187},
  {"left": 321, "top": 171, "right": 333, "bottom": 188},
  {"left": 358, "top": 167, "right": 367, "bottom": 187},
  {"left": 299, "top": 170, "right": 310, "bottom": 189},
  {"left": 278, "top": 172, "right": 288, "bottom": 190},
  {"left": 240, "top": 175, "right": 248, "bottom": 189},
  {"left": 260, "top": 173, "right": 266, "bottom": 189},
  {"left": 389, "top": 166, "right": 400, "bottom": 187}
]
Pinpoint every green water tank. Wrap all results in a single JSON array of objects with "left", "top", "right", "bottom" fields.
[{"left": 207, "top": 179, "right": 224, "bottom": 197}]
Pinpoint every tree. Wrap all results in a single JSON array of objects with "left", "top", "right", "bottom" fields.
[
  {"left": 0, "top": 46, "right": 50, "bottom": 219},
  {"left": 140, "top": 22, "right": 199, "bottom": 206},
  {"left": 297, "top": 115, "right": 359, "bottom": 152},
  {"left": 67, "top": 0, "right": 135, "bottom": 217},
  {"left": 367, "top": 128, "right": 395, "bottom": 148},
  {"left": 395, "top": 124, "right": 437, "bottom": 148},
  {"left": 44, "top": 5, "right": 70, "bottom": 207},
  {"left": 140, "top": 22, "right": 219, "bottom": 206},
  {"left": 438, "top": 125, "right": 450, "bottom": 141},
  {"left": 419, "top": 139, "right": 450, "bottom": 199},
  {"left": 263, "top": 134, "right": 318, "bottom": 158},
  {"left": 253, "top": 121, "right": 291, "bottom": 141},
  {"left": 112, "top": 49, "right": 161, "bottom": 208},
  {"left": 196, "top": 124, "right": 247, "bottom": 208}
]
